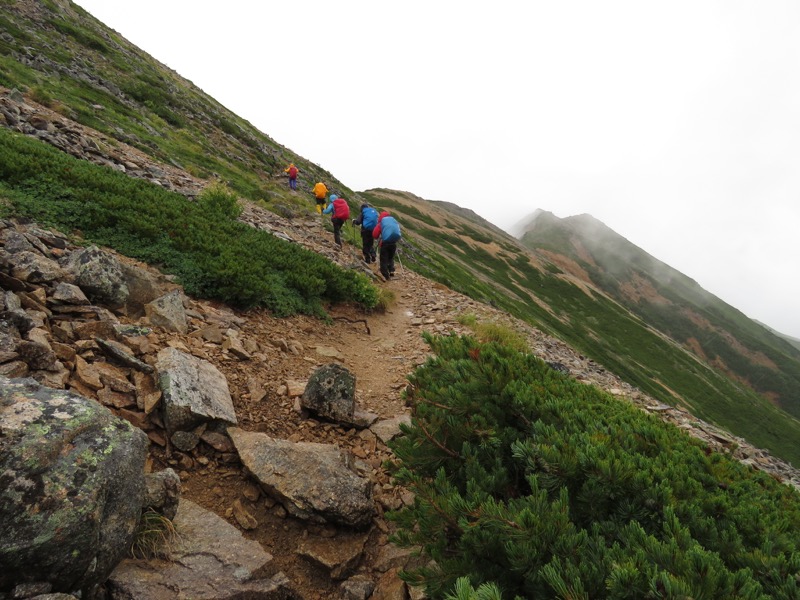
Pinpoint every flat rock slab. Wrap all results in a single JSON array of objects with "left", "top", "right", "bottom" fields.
[
  {"left": 108, "top": 499, "right": 293, "bottom": 599},
  {"left": 229, "top": 428, "right": 375, "bottom": 528}
]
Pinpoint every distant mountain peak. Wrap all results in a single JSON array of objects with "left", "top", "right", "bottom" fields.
[{"left": 508, "top": 208, "right": 547, "bottom": 238}]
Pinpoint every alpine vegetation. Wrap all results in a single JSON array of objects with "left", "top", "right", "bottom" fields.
[
  {"left": 0, "top": 128, "right": 377, "bottom": 316},
  {"left": 389, "top": 333, "right": 800, "bottom": 599}
]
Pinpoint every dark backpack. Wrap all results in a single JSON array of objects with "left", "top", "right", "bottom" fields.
[{"left": 333, "top": 198, "right": 350, "bottom": 220}]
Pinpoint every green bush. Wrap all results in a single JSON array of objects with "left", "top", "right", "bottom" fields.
[
  {"left": 389, "top": 333, "right": 800, "bottom": 599},
  {"left": 196, "top": 182, "right": 242, "bottom": 221},
  {"left": 0, "top": 128, "right": 377, "bottom": 315}
]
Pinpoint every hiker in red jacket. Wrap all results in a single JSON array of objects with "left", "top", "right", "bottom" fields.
[
  {"left": 323, "top": 194, "right": 350, "bottom": 247},
  {"left": 284, "top": 163, "right": 298, "bottom": 191}
]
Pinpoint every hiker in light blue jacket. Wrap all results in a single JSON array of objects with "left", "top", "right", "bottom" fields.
[
  {"left": 323, "top": 194, "right": 350, "bottom": 247},
  {"left": 372, "top": 211, "right": 401, "bottom": 280},
  {"left": 352, "top": 203, "right": 379, "bottom": 263}
]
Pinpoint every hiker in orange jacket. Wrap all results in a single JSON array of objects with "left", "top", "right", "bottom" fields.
[
  {"left": 284, "top": 163, "right": 298, "bottom": 191},
  {"left": 312, "top": 181, "right": 328, "bottom": 214}
]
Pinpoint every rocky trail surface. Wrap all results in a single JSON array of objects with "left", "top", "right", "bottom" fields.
[{"left": 2, "top": 86, "right": 799, "bottom": 600}]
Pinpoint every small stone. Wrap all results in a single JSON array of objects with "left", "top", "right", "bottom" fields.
[
  {"left": 242, "top": 483, "right": 261, "bottom": 502},
  {"left": 232, "top": 499, "right": 258, "bottom": 530}
]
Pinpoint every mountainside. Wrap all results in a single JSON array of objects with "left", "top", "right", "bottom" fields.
[
  {"left": 2, "top": 0, "right": 800, "bottom": 469},
  {"left": 0, "top": 0, "right": 349, "bottom": 210},
  {"left": 517, "top": 209, "right": 800, "bottom": 416},
  {"left": 4, "top": 2, "right": 800, "bottom": 597}
]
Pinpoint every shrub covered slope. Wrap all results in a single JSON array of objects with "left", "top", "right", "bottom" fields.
[
  {"left": 391, "top": 334, "right": 800, "bottom": 599},
  {"left": 0, "top": 127, "right": 376, "bottom": 315}
]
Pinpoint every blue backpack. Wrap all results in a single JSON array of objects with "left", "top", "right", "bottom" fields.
[
  {"left": 362, "top": 206, "right": 379, "bottom": 229},
  {"left": 380, "top": 216, "right": 401, "bottom": 243}
]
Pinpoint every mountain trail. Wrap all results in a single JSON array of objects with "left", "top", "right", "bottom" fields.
[{"left": 159, "top": 204, "right": 486, "bottom": 598}]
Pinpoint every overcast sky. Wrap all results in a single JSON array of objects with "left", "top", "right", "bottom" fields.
[{"left": 73, "top": 0, "right": 800, "bottom": 339}]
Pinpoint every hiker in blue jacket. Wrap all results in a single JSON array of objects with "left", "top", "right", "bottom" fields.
[
  {"left": 352, "top": 203, "right": 379, "bottom": 263},
  {"left": 372, "top": 211, "right": 401, "bottom": 280}
]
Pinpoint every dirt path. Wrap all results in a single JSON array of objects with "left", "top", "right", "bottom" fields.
[{"left": 151, "top": 216, "right": 461, "bottom": 598}]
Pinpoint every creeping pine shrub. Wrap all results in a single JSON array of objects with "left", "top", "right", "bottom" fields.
[
  {"left": 445, "top": 578, "right": 504, "bottom": 600},
  {"left": 0, "top": 128, "right": 378, "bottom": 315},
  {"left": 196, "top": 182, "right": 241, "bottom": 221},
  {"left": 388, "top": 333, "right": 800, "bottom": 600},
  {"left": 472, "top": 321, "right": 528, "bottom": 353}
]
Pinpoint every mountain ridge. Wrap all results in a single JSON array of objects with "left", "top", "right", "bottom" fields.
[{"left": 515, "top": 209, "right": 800, "bottom": 417}]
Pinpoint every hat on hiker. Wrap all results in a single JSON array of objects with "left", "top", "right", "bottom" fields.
[{"left": 329, "top": 194, "right": 338, "bottom": 202}]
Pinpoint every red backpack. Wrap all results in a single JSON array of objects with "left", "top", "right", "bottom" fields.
[
  {"left": 332, "top": 198, "right": 350, "bottom": 220},
  {"left": 288, "top": 166, "right": 298, "bottom": 178}
]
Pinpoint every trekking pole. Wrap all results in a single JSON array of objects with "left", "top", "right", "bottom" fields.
[{"left": 350, "top": 221, "right": 360, "bottom": 261}]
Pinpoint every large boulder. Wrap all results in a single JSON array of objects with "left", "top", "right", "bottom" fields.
[
  {"left": 60, "top": 245, "right": 129, "bottom": 307},
  {"left": 229, "top": 428, "right": 375, "bottom": 528},
  {"left": 301, "top": 363, "right": 356, "bottom": 422},
  {"left": 0, "top": 377, "right": 149, "bottom": 596}
]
